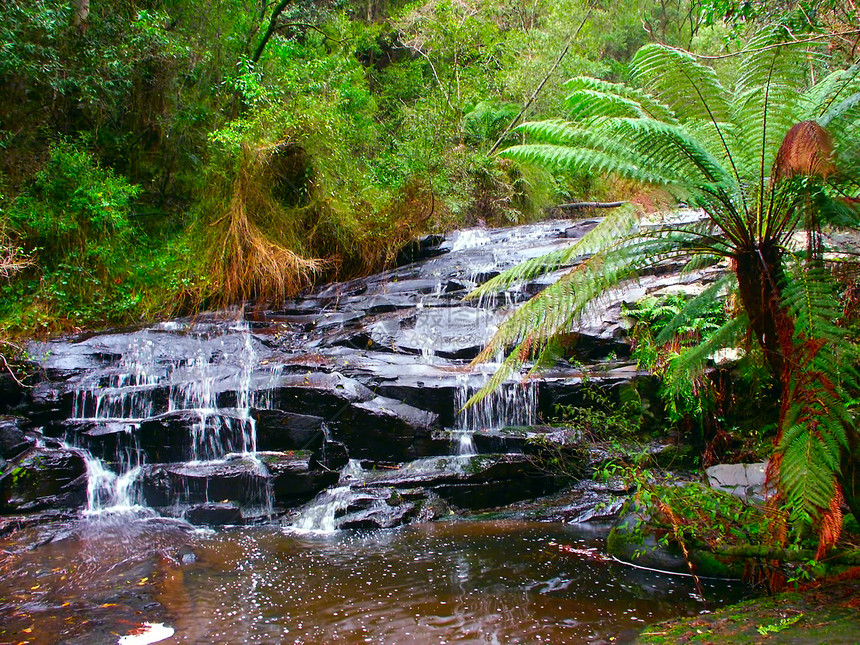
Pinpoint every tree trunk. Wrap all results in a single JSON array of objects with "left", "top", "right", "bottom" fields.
[
  {"left": 252, "top": 1, "right": 293, "bottom": 64},
  {"left": 73, "top": 0, "right": 90, "bottom": 28},
  {"left": 841, "top": 425, "right": 860, "bottom": 521}
]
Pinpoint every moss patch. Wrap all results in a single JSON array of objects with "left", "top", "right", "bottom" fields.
[{"left": 637, "top": 572, "right": 860, "bottom": 644}]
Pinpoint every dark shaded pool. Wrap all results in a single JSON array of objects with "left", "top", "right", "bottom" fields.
[{"left": 1, "top": 516, "right": 746, "bottom": 644}]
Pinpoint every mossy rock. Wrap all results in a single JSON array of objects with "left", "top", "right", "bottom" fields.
[{"left": 608, "top": 515, "right": 744, "bottom": 579}]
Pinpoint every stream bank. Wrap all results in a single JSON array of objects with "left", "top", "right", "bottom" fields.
[{"left": 636, "top": 571, "right": 860, "bottom": 644}]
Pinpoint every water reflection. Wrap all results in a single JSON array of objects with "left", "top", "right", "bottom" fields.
[
  {"left": 0, "top": 519, "right": 745, "bottom": 644},
  {"left": 163, "top": 521, "right": 743, "bottom": 644}
]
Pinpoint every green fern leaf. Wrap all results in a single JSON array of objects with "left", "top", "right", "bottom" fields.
[{"left": 630, "top": 44, "right": 731, "bottom": 123}]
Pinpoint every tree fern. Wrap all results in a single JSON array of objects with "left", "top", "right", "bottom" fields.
[{"left": 477, "top": 34, "right": 860, "bottom": 543}]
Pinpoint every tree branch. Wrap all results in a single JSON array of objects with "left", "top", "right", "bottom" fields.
[
  {"left": 557, "top": 201, "right": 629, "bottom": 210},
  {"left": 690, "top": 30, "right": 860, "bottom": 61},
  {"left": 487, "top": 0, "right": 597, "bottom": 155},
  {"left": 252, "top": 0, "right": 294, "bottom": 64}
]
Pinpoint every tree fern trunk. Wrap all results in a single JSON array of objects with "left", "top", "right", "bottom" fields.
[
  {"left": 734, "top": 246, "right": 792, "bottom": 383},
  {"left": 842, "top": 426, "right": 860, "bottom": 521}
]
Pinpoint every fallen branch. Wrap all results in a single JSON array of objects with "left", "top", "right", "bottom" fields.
[{"left": 557, "top": 201, "right": 628, "bottom": 210}]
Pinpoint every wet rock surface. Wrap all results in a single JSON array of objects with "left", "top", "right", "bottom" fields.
[
  {"left": 0, "top": 446, "right": 87, "bottom": 513},
  {"left": 2, "top": 215, "right": 725, "bottom": 527}
]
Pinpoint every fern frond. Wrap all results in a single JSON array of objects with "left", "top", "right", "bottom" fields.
[
  {"left": 818, "top": 91, "right": 860, "bottom": 129},
  {"left": 472, "top": 234, "right": 700, "bottom": 371},
  {"left": 605, "top": 118, "right": 736, "bottom": 188},
  {"left": 813, "top": 191, "right": 860, "bottom": 229},
  {"left": 463, "top": 349, "right": 528, "bottom": 410},
  {"left": 783, "top": 262, "right": 860, "bottom": 392},
  {"left": 564, "top": 89, "right": 650, "bottom": 121},
  {"left": 630, "top": 44, "right": 731, "bottom": 123},
  {"left": 805, "top": 59, "right": 860, "bottom": 122},
  {"left": 513, "top": 120, "right": 592, "bottom": 145},
  {"left": 471, "top": 251, "right": 632, "bottom": 360},
  {"left": 779, "top": 420, "right": 842, "bottom": 523},
  {"left": 776, "top": 262, "right": 855, "bottom": 529},
  {"left": 466, "top": 239, "right": 682, "bottom": 407},
  {"left": 655, "top": 274, "right": 736, "bottom": 344},
  {"left": 498, "top": 143, "right": 669, "bottom": 184},
  {"left": 563, "top": 76, "right": 678, "bottom": 123},
  {"left": 661, "top": 314, "right": 748, "bottom": 403},
  {"left": 735, "top": 29, "right": 819, "bottom": 98}
]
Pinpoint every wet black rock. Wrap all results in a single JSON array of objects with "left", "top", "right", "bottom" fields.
[
  {"left": 329, "top": 396, "right": 443, "bottom": 461},
  {"left": 259, "top": 450, "right": 339, "bottom": 502},
  {"left": 141, "top": 456, "right": 270, "bottom": 508},
  {"left": 253, "top": 410, "right": 326, "bottom": 452},
  {"left": 0, "top": 416, "right": 33, "bottom": 460},
  {"left": 0, "top": 446, "right": 88, "bottom": 513},
  {"left": 0, "top": 371, "right": 27, "bottom": 412},
  {"left": 12, "top": 217, "right": 728, "bottom": 525},
  {"left": 185, "top": 501, "right": 243, "bottom": 525},
  {"left": 395, "top": 234, "right": 447, "bottom": 266},
  {"left": 337, "top": 488, "right": 449, "bottom": 529},
  {"left": 360, "top": 454, "right": 559, "bottom": 509}
]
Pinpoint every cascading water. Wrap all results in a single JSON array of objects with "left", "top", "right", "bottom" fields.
[
  {"left": 451, "top": 369, "right": 538, "bottom": 456},
  {"left": 64, "top": 317, "right": 282, "bottom": 516},
  {"left": 84, "top": 453, "right": 144, "bottom": 513},
  {"left": 26, "top": 218, "right": 616, "bottom": 530},
  {"left": 291, "top": 460, "right": 364, "bottom": 532}
]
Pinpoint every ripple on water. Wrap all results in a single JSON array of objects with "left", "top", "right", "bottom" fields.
[
  {"left": 155, "top": 521, "right": 745, "bottom": 644},
  {"left": 0, "top": 519, "right": 745, "bottom": 644}
]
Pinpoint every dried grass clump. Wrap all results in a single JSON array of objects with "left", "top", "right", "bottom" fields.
[
  {"left": 207, "top": 144, "right": 326, "bottom": 308},
  {"left": 0, "top": 226, "right": 30, "bottom": 279}
]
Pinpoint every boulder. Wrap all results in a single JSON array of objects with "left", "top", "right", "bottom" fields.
[
  {"left": 329, "top": 396, "right": 443, "bottom": 461},
  {"left": 258, "top": 451, "right": 339, "bottom": 503},
  {"left": 185, "top": 501, "right": 243, "bottom": 525},
  {"left": 706, "top": 462, "right": 768, "bottom": 502},
  {"left": 0, "top": 446, "right": 88, "bottom": 513},
  {"left": 141, "top": 455, "right": 270, "bottom": 508},
  {"left": 254, "top": 410, "right": 326, "bottom": 452},
  {"left": 0, "top": 416, "right": 33, "bottom": 460}
]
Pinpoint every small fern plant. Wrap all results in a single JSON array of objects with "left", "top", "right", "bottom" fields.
[{"left": 468, "top": 30, "right": 860, "bottom": 554}]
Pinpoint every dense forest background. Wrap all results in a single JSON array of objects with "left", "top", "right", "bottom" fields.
[{"left": 0, "top": 0, "right": 856, "bottom": 335}]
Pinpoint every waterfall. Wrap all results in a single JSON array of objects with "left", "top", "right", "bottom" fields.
[
  {"left": 84, "top": 455, "right": 143, "bottom": 513},
  {"left": 65, "top": 317, "right": 281, "bottom": 514},
  {"left": 291, "top": 485, "right": 354, "bottom": 532},
  {"left": 290, "top": 460, "right": 365, "bottom": 532},
  {"left": 452, "top": 373, "right": 538, "bottom": 454}
]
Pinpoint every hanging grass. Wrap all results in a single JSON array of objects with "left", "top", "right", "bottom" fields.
[{"left": 205, "top": 143, "right": 327, "bottom": 308}]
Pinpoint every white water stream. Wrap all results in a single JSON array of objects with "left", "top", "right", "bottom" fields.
[{"left": 67, "top": 318, "right": 280, "bottom": 515}]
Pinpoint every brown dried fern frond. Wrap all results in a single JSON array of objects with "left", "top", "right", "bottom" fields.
[{"left": 771, "top": 120, "right": 835, "bottom": 183}]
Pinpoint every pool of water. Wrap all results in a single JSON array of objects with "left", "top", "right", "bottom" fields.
[{"left": 0, "top": 516, "right": 746, "bottom": 644}]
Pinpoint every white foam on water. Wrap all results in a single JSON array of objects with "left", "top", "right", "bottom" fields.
[{"left": 117, "top": 622, "right": 175, "bottom": 645}]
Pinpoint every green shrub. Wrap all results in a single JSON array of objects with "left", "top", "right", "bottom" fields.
[{"left": 9, "top": 141, "right": 139, "bottom": 264}]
